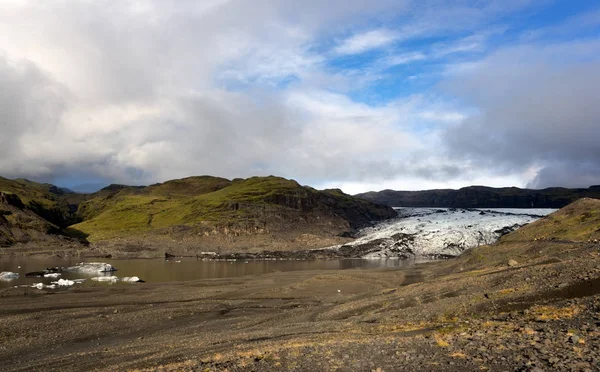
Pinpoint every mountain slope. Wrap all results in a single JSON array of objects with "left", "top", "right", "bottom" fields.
[
  {"left": 70, "top": 176, "right": 397, "bottom": 254},
  {"left": 0, "top": 176, "right": 83, "bottom": 228},
  {"left": 356, "top": 185, "right": 600, "bottom": 208},
  {"left": 501, "top": 197, "right": 600, "bottom": 243},
  {"left": 457, "top": 197, "right": 600, "bottom": 269},
  {"left": 0, "top": 192, "right": 84, "bottom": 252}
]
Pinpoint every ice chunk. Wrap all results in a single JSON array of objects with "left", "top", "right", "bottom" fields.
[
  {"left": 0, "top": 272, "right": 19, "bottom": 281},
  {"left": 65, "top": 262, "right": 117, "bottom": 274},
  {"left": 121, "top": 276, "right": 141, "bottom": 283},
  {"left": 91, "top": 276, "right": 119, "bottom": 282},
  {"left": 44, "top": 273, "right": 61, "bottom": 278},
  {"left": 31, "top": 283, "right": 45, "bottom": 289},
  {"left": 52, "top": 279, "right": 75, "bottom": 286}
]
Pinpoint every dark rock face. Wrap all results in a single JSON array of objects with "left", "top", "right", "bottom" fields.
[
  {"left": 356, "top": 186, "right": 600, "bottom": 208},
  {"left": 0, "top": 192, "right": 25, "bottom": 209}
]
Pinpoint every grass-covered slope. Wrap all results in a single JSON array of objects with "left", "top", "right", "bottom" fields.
[
  {"left": 71, "top": 176, "right": 397, "bottom": 250},
  {"left": 0, "top": 191, "right": 84, "bottom": 251},
  {"left": 501, "top": 197, "right": 600, "bottom": 243},
  {"left": 0, "top": 176, "right": 83, "bottom": 228},
  {"left": 458, "top": 197, "right": 600, "bottom": 269}
]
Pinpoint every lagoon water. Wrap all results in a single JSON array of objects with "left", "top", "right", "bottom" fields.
[{"left": 0, "top": 257, "right": 425, "bottom": 289}]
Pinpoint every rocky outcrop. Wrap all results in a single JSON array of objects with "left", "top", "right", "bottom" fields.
[
  {"left": 0, "top": 192, "right": 25, "bottom": 209},
  {"left": 0, "top": 190, "right": 86, "bottom": 250}
]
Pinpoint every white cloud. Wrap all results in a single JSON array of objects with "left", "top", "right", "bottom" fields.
[
  {"left": 333, "top": 29, "right": 399, "bottom": 55},
  {"left": 382, "top": 52, "right": 427, "bottom": 67},
  {"left": 0, "top": 0, "right": 593, "bottom": 193},
  {"left": 441, "top": 39, "right": 600, "bottom": 188}
]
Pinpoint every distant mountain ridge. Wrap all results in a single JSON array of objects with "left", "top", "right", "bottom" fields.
[{"left": 356, "top": 185, "right": 600, "bottom": 208}]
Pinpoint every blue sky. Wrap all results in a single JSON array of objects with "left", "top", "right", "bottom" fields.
[{"left": 0, "top": 0, "right": 599, "bottom": 193}]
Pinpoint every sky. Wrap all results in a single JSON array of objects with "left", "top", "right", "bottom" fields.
[{"left": 0, "top": 0, "right": 599, "bottom": 194}]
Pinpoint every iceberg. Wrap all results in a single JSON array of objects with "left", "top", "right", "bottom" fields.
[
  {"left": 52, "top": 279, "right": 75, "bottom": 286},
  {"left": 0, "top": 272, "right": 19, "bottom": 281},
  {"left": 65, "top": 262, "right": 117, "bottom": 274},
  {"left": 121, "top": 276, "right": 144, "bottom": 283},
  {"left": 44, "top": 273, "right": 61, "bottom": 278},
  {"left": 91, "top": 276, "right": 119, "bottom": 282}
]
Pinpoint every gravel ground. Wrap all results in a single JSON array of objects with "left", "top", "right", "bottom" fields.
[{"left": 1, "top": 239, "right": 599, "bottom": 372}]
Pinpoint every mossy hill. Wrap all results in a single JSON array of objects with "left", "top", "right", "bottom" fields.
[
  {"left": 458, "top": 197, "right": 600, "bottom": 268},
  {"left": 501, "top": 197, "right": 600, "bottom": 243},
  {"left": 72, "top": 176, "right": 396, "bottom": 249},
  {"left": 356, "top": 185, "right": 600, "bottom": 208},
  {"left": 0, "top": 175, "right": 396, "bottom": 255},
  {"left": 0, "top": 191, "right": 84, "bottom": 250},
  {"left": 0, "top": 176, "right": 83, "bottom": 228}
]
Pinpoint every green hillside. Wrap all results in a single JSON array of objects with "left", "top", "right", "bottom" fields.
[
  {"left": 502, "top": 197, "right": 600, "bottom": 242},
  {"left": 0, "top": 176, "right": 82, "bottom": 228},
  {"left": 71, "top": 176, "right": 397, "bottom": 243},
  {"left": 457, "top": 197, "right": 600, "bottom": 269}
]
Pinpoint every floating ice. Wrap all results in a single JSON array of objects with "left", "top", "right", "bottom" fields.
[
  {"left": 52, "top": 279, "right": 75, "bottom": 286},
  {"left": 65, "top": 262, "right": 117, "bottom": 274},
  {"left": 0, "top": 272, "right": 19, "bottom": 281},
  {"left": 122, "top": 276, "right": 141, "bottom": 282},
  {"left": 91, "top": 276, "right": 119, "bottom": 282},
  {"left": 31, "top": 283, "right": 45, "bottom": 289},
  {"left": 44, "top": 273, "right": 61, "bottom": 278}
]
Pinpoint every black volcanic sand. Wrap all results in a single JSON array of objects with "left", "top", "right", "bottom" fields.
[{"left": 1, "top": 240, "right": 600, "bottom": 371}]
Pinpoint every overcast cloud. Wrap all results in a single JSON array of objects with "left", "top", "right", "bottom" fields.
[{"left": 0, "top": 1, "right": 598, "bottom": 192}]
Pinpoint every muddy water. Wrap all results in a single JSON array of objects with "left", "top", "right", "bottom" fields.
[{"left": 0, "top": 256, "right": 429, "bottom": 289}]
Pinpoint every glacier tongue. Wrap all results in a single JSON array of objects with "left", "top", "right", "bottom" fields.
[{"left": 346, "top": 208, "right": 554, "bottom": 259}]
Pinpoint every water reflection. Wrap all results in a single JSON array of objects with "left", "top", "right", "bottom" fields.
[{"left": 0, "top": 256, "right": 429, "bottom": 289}]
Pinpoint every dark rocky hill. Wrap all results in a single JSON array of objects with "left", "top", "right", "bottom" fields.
[{"left": 356, "top": 185, "right": 600, "bottom": 208}]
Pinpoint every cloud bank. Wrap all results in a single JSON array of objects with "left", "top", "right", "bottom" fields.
[{"left": 0, "top": 1, "right": 598, "bottom": 192}]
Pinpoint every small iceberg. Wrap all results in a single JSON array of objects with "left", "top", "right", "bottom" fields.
[
  {"left": 121, "top": 276, "right": 145, "bottom": 283},
  {"left": 31, "top": 283, "right": 45, "bottom": 289},
  {"left": 27, "top": 267, "right": 63, "bottom": 278},
  {"left": 52, "top": 279, "right": 75, "bottom": 286},
  {"left": 0, "top": 272, "right": 19, "bottom": 281},
  {"left": 65, "top": 262, "right": 117, "bottom": 274},
  {"left": 91, "top": 276, "right": 119, "bottom": 282}
]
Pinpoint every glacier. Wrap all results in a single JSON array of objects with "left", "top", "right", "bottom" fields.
[{"left": 342, "top": 208, "right": 555, "bottom": 259}]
